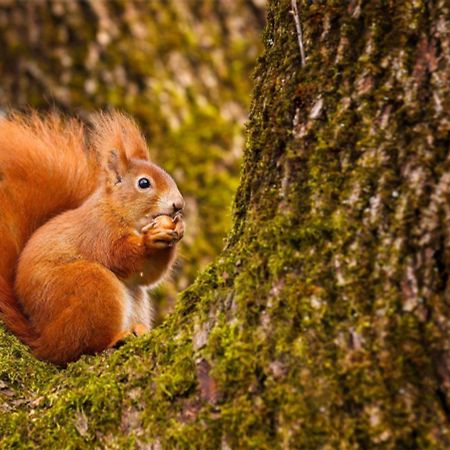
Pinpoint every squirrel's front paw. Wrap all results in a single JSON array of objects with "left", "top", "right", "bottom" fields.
[
  {"left": 173, "top": 213, "right": 184, "bottom": 241},
  {"left": 143, "top": 214, "right": 184, "bottom": 250},
  {"left": 144, "top": 228, "right": 178, "bottom": 249}
]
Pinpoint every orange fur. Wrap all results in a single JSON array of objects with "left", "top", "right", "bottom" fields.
[
  {"left": 0, "top": 113, "right": 100, "bottom": 350},
  {"left": 0, "top": 113, "right": 98, "bottom": 282},
  {"left": 0, "top": 112, "right": 185, "bottom": 365}
]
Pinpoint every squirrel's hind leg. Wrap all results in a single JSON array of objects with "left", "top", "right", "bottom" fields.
[
  {"left": 108, "top": 330, "right": 134, "bottom": 349},
  {"left": 31, "top": 262, "right": 129, "bottom": 365}
]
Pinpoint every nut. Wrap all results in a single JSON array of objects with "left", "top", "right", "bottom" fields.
[{"left": 154, "top": 214, "right": 176, "bottom": 230}]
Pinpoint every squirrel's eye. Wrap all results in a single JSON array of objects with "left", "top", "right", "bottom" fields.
[{"left": 138, "top": 177, "right": 151, "bottom": 189}]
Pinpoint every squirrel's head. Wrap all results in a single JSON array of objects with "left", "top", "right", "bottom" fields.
[
  {"left": 104, "top": 148, "right": 184, "bottom": 229},
  {"left": 92, "top": 111, "right": 184, "bottom": 229}
]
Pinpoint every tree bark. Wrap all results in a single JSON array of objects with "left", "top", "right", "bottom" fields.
[{"left": 1, "top": 0, "right": 450, "bottom": 448}]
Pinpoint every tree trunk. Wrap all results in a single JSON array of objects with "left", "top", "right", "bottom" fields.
[{"left": 1, "top": 0, "right": 449, "bottom": 448}]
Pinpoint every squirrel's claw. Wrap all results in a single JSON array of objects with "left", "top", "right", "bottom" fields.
[
  {"left": 173, "top": 213, "right": 183, "bottom": 224},
  {"left": 141, "top": 220, "right": 157, "bottom": 233}
]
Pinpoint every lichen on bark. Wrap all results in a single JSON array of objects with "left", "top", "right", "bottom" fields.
[{"left": 1, "top": 0, "right": 450, "bottom": 448}]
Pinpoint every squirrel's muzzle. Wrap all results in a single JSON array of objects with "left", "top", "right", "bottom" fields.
[
  {"left": 156, "top": 192, "right": 185, "bottom": 218},
  {"left": 172, "top": 197, "right": 184, "bottom": 214}
]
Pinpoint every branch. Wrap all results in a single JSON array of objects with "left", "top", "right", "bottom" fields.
[{"left": 291, "top": 0, "right": 306, "bottom": 67}]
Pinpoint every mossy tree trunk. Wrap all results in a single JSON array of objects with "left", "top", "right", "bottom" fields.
[{"left": 1, "top": 0, "right": 450, "bottom": 448}]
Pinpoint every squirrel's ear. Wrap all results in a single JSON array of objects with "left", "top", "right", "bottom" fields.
[
  {"left": 106, "top": 148, "right": 129, "bottom": 185},
  {"left": 129, "top": 146, "right": 148, "bottom": 161}
]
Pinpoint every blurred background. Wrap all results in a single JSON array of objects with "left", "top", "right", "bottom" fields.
[{"left": 0, "top": 0, "right": 265, "bottom": 320}]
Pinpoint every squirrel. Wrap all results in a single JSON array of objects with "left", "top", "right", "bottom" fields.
[{"left": 0, "top": 111, "right": 184, "bottom": 364}]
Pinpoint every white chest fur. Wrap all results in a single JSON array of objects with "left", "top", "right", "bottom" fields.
[{"left": 120, "top": 285, "right": 153, "bottom": 332}]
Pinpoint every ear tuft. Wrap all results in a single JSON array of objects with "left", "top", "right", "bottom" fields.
[{"left": 90, "top": 111, "right": 150, "bottom": 162}]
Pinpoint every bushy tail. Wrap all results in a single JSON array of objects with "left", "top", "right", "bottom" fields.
[{"left": 0, "top": 276, "right": 38, "bottom": 346}]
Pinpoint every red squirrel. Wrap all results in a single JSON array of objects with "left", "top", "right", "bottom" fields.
[{"left": 0, "top": 112, "right": 184, "bottom": 364}]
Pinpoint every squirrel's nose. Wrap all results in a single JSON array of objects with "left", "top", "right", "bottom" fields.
[{"left": 172, "top": 198, "right": 185, "bottom": 214}]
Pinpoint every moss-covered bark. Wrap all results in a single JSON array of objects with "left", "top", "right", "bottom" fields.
[{"left": 1, "top": 0, "right": 450, "bottom": 448}]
